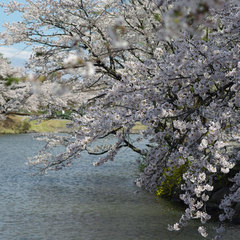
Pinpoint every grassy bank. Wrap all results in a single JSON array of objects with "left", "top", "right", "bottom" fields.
[
  {"left": 0, "top": 115, "right": 146, "bottom": 134},
  {"left": 130, "top": 122, "right": 147, "bottom": 133},
  {"left": 0, "top": 115, "right": 70, "bottom": 134}
]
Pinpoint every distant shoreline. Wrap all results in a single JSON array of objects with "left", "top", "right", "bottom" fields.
[
  {"left": 0, "top": 114, "right": 71, "bottom": 134},
  {"left": 0, "top": 114, "right": 146, "bottom": 134}
]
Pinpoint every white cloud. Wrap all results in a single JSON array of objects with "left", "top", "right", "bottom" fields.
[{"left": 0, "top": 46, "right": 32, "bottom": 61}]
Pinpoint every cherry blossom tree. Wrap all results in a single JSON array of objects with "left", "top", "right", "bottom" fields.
[
  {"left": 1, "top": 0, "right": 240, "bottom": 238},
  {"left": 0, "top": 53, "right": 93, "bottom": 118},
  {"left": 0, "top": 54, "right": 69, "bottom": 118},
  {"left": 0, "top": 53, "right": 33, "bottom": 117}
]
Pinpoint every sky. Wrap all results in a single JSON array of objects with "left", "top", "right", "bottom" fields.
[{"left": 0, "top": 0, "right": 32, "bottom": 67}]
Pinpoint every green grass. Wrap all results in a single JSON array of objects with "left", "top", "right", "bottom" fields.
[
  {"left": 130, "top": 122, "right": 147, "bottom": 133},
  {"left": 0, "top": 115, "right": 70, "bottom": 134},
  {"left": 0, "top": 115, "right": 146, "bottom": 134},
  {"left": 0, "top": 115, "right": 29, "bottom": 134},
  {"left": 29, "top": 119, "right": 70, "bottom": 133}
]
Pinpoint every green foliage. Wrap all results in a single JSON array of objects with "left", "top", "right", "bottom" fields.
[
  {"left": 78, "top": 106, "right": 86, "bottom": 116},
  {"left": 15, "top": 120, "right": 31, "bottom": 133},
  {"left": 35, "top": 109, "right": 49, "bottom": 115},
  {"left": 35, "top": 51, "right": 44, "bottom": 57},
  {"left": 156, "top": 162, "right": 189, "bottom": 198},
  {"left": 202, "top": 28, "right": 209, "bottom": 42},
  {"left": 0, "top": 116, "right": 31, "bottom": 134},
  {"left": 154, "top": 13, "right": 162, "bottom": 22},
  {"left": 5, "top": 77, "right": 19, "bottom": 86},
  {"left": 54, "top": 110, "right": 72, "bottom": 119}
]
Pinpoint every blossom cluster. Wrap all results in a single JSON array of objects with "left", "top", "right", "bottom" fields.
[{"left": 0, "top": 54, "right": 31, "bottom": 116}]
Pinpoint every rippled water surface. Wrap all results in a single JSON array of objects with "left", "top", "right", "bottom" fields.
[{"left": 1, "top": 134, "right": 240, "bottom": 240}]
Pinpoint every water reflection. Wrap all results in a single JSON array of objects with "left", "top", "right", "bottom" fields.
[{"left": 0, "top": 134, "right": 238, "bottom": 239}]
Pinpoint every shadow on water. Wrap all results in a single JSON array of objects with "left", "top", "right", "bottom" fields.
[{"left": 0, "top": 134, "right": 239, "bottom": 240}]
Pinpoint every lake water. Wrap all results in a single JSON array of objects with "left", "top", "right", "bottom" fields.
[{"left": 1, "top": 134, "right": 240, "bottom": 240}]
